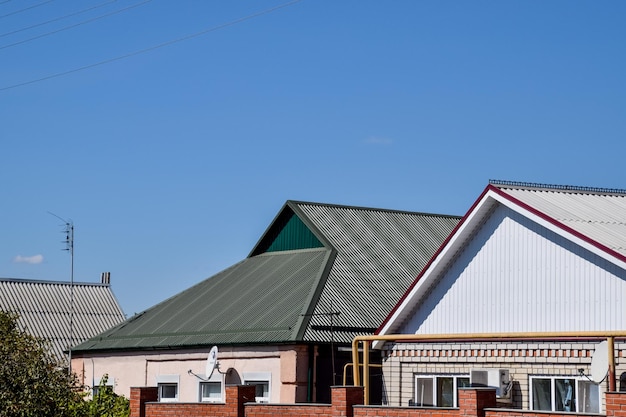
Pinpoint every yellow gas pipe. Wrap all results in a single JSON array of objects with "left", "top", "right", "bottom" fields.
[{"left": 352, "top": 331, "right": 626, "bottom": 405}]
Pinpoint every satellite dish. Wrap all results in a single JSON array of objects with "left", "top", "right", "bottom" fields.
[
  {"left": 206, "top": 346, "right": 219, "bottom": 379},
  {"left": 590, "top": 340, "right": 609, "bottom": 383}
]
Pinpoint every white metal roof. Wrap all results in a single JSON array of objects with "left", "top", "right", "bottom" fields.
[
  {"left": 493, "top": 182, "right": 626, "bottom": 258},
  {"left": 0, "top": 278, "right": 125, "bottom": 360},
  {"left": 378, "top": 181, "right": 626, "bottom": 340}
]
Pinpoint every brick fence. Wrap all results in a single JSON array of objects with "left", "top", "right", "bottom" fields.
[{"left": 130, "top": 385, "right": 626, "bottom": 417}]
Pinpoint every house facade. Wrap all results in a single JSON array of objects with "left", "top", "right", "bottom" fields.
[
  {"left": 72, "top": 200, "right": 460, "bottom": 404},
  {"left": 375, "top": 181, "right": 626, "bottom": 413}
]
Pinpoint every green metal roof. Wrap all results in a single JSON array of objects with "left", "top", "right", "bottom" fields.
[
  {"left": 74, "top": 249, "right": 332, "bottom": 351},
  {"left": 74, "top": 201, "right": 460, "bottom": 353}
]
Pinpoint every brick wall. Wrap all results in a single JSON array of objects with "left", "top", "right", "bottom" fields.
[
  {"left": 130, "top": 386, "right": 157, "bottom": 417},
  {"left": 383, "top": 340, "right": 624, "bottom": 408},
  {"left": 132, "top": 385, "right": 256, "bottom": 417},
  {"left": 131, "top": 385, "right": 626, "bottom": 417},
  {"left": 246, "top": 403, "right": 331, "bottom": 417}
]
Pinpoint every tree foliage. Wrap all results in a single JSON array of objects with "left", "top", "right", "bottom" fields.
[
  {"left": 75, "top": 376, "right": 130, "bottom": 417},
  {"left": 0, "top": 310, "right": 129, "bottom": 417}
]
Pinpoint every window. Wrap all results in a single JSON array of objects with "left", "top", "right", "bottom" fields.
[
  {"left": 198, "top": 372, "right": 224, "bottom": 403},
  {"left": 200, "top": 381, "right": 222, "bottom": 402},
  {"left": 243, "top": 372, "right": 271, "bottom": 403},
  {"left": 414, "top": 375, "right": 470, "bottom": 407},
  {"left": 158, "top": 383, "right": 178, "bottom": 402},
  {"left": 156, "top": 375, "right": 179, "bottom": 402},
  {"left": 92, "top": 375, "right": 114, "bottom": 398},
  {"left": 530, "top": 376, "right": 601, "bottom": 413}
]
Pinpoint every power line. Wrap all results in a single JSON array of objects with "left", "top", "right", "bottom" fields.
[
  {"left": 0, "top": 0, "right": 303, "bottom": 92},
  {"left": 0, "top": 0, "right": 152, "bottom": 50},
  {"left": 0, "top": 0, "right": 118, "bottom": 39},
  {"left": 0, "top": 0, "right": 56, "bottom": 19}
]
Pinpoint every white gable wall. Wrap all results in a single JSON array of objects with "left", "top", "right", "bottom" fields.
[{"left": 399, "top": 203, "right": 626, "bottom": 335}]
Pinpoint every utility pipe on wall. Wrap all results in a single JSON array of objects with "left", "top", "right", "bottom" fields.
[{"left": 352, "top": 331, "right": 625, "bottom": 405}]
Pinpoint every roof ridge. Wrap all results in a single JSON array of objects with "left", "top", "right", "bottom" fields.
[
  {"left": 0, "top": 277, "right": 108, "bottom": 286},
  {"left": 489, "top": 179, "right": 626, "bottom": 196},
  {"left": 288, "top": 200, "right": 461, "bottom": 218}
]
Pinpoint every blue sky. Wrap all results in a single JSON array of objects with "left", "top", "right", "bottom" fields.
[{"left": 1, "top": 0, "right": 625, "bottom": 316}]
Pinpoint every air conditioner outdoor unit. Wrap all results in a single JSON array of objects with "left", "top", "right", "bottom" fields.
[{"left": 470, "top": 369, "right": 510, "bottom": 397}]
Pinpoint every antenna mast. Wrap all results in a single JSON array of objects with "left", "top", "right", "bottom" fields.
[{"left": 48, "top": 212, "right": 74, "bottom": 375}]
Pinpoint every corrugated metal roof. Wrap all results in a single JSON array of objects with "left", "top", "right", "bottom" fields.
[
  {"left": 379, "top": 181, "right": 626, "bottom": 338},
  {"left": 0, "top": 278, "right": 125, "bottom": 360},
  {"left": 491, "top": 181, "right": 626, "bottom": 258},
  {"left": 74, "top": 249, "right": 331, "bottom": 351},
  {"left": 291, "top": 202, "right": 460, "bottom": 342},
  {"left": 74, "top": 201, "right": 460, "bottom": 352}
]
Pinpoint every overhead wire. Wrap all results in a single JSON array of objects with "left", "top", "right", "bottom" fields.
[
  {"left": 0, "top": 0, "right": 118, "bottom": 39},
  {"left": 0, "top": 0, "right": 304, "bottom": 92},
  {"left": 0, "top": 0, "right": 56, "bottom": 19},
  {"left": 0, "top": 0, "right": 152, "bottom": 50}
]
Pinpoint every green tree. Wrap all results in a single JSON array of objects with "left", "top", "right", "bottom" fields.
[
  {"left": 0, "top": 310, "right": 129, "bottom": 417},
  {"left": 0, "top": 310, "right": 80, "bottom": 416},
  {"left": 80, "top": 375, "right": 129, "bottom": 417}
]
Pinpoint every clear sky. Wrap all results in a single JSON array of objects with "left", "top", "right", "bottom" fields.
[{"left": 1, "top": 0, "right": 625, "bottom": 317}]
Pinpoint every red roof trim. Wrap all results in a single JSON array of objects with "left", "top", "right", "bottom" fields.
[
  {"left": 489, "top": 185, "right": 626, "bottom": 265},
  {"left": 377, "top": 183, "right": 626, "bottom": 335},
  {"left": 376, "top": 185, "right": 493, "bottom": 334}
]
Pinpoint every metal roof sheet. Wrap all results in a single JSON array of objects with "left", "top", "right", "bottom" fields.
[
  {"left": 379, "top": 181, "right": 626, "bottom": 338},
  {"left": 290, "top": 202, "right": 460, "bottom": 343},
  {"left": 75, "top": 201, "right": 460, "bottom": 352},
  {"left": 74, "top": 249, "right": 331, "bottom": 351},
  {"left": 0, "top": 278, "right": 125, "bottom": 360},
  {"left": 492, "top": 181, "right": 626, "bottom": 257}
]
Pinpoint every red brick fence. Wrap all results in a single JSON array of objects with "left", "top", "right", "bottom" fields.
[{"left": 131, "top": 385, "right": 626, "bottom": 417}]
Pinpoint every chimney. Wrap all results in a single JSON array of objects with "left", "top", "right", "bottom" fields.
[{"left": 101, "top": 272, "right": 111, "bottom": 285}]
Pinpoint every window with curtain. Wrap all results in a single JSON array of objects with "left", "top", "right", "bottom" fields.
[
  {"left": 414, "top": 375, "right": 470, "bottom": 407},
  {"left": 531, "top": 376, "right": 600, "bottom": 413}
]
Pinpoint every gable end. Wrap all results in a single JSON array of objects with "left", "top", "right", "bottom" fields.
[{"left": 251, "top": 207, "right": 324, "bottom": 255}]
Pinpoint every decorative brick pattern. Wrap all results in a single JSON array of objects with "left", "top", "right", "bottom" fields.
[{"left": 383, "top": 341, "right": 626, "bottom": 409}]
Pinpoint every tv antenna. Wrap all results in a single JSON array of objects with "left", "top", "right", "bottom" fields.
[{"left": 48, "top": 211, "right": 74, "bottom": 375}]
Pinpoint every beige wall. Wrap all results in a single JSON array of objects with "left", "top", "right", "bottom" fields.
[
  {"left": 73, "top": 344, "right": 309, "bottom": 403},
  {"left": 381, "top": 340, "right": 624, "bottom": 409}
]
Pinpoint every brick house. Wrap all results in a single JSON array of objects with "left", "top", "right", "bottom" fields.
[
  {"left": 71, "top": 200, "right": 460, "bottom": 404},
  {"left": 375, "top": 181, "right": 626, "bottom": 412}
]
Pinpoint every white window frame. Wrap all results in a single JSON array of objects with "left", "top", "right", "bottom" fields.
[
  {"left": 529, "top": 376, "right": 601, "bottom": 413},
  {"left": 414, "top": 374, "right": 470, "bottom": 407},
  {"left": 198, "top": 372, "right": 225, "bottom": 403},
  {"left": 156, "top": 375, "right": 179, "bottom": 403},
  {"left": 243, "top": 372, "right": 271, "bottom": 403},
  {"left": 92, "top": 374, "right": 115, "bottom": 398}
]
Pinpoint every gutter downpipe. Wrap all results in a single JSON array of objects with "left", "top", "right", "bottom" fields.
[
  {"left": 352, "top": 331, "right": 624, "bottom": 405},
  {"left": 363, "top": 340, "right": 370, "bottom": 404},
  {"left": 609, "top": 337, "right": 616, "bottom": 391}
]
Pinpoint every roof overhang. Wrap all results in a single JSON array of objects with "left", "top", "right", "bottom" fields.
[{"left": 375, "top": 184, "right": 626, "bottom": 346}]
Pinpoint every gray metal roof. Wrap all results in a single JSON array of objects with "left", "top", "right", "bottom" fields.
[
  {"left": 491, "top": 181, "right": 626, "bottom": 258},
  {"left": 0, "top": 278, "right": 125, "bottom": 360},
  {"left": 291, "top": 202, "right": 460, "bottom": 342},
  {"left": 74, "top": 201, "right": 460, "bottom": 353}
]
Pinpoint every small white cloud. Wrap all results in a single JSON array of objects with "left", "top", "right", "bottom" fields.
[
  {"left": 365, "top": 137, "right": 393, "bottom": 145},
  {"left": 13, "top": 254, "right": 44, "bottom": 264}
]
